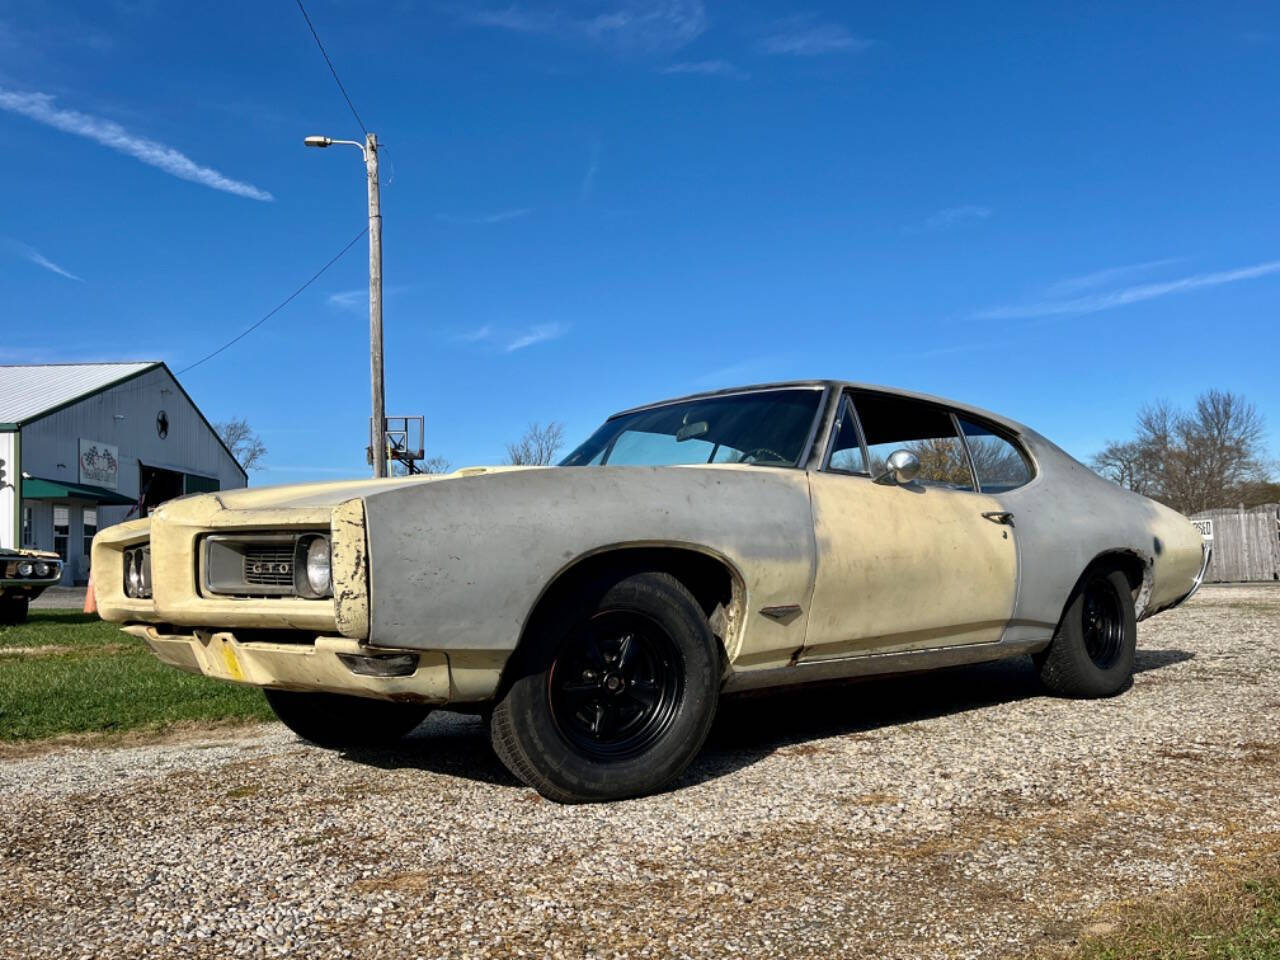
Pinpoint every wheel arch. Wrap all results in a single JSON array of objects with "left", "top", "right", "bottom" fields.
[
  {"left": 498, "top": 543, "right": 747, "bottom": 696},
  {"left": 1076, "top": 548, "right": 1153, "bottom": 620}
]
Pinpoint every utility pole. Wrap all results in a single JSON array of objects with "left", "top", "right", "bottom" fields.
[
  {"left": 304, "top": 132, "right": 387, "bottom": 478},
  {"left": 365, "top": 132, "right": 386, "bottom": 478}
]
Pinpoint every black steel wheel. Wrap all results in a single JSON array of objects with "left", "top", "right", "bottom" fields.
[
  {"left": 1037, "top": 567, "right": 1137, "bottom": 698},
  {"left": 1081, "top": 576, "right": 1125, "bottom": 669},
  {"left": 548, "top": 612, "right": 682, "bottom": 761},
  {"left": 490, "top": 571, "right": 720, "bottom": 803}
]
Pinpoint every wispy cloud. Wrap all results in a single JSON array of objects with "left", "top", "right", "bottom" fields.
[
  {"left": 661, "top": 59, "right": 748, "bottom": 80},
  {"left": 579, "top": 141, "right": 601, "bottom": 202},
  {"left": 326, "top": 284, "right": 411, "bottom": 314},
  {"left": 759, "top": 16, "right": 869, "bottom": 56},
  {"left": 920, "top": 204, "right": 992, "bottom": 230},
  {"left": 454, "top": 324, "right": 494, "bottom": 343},
  {"left": 326, "top": 289, "right": 366, "bottom": 313},
  {"left": 977, "top": 259, "right": 1280, "bottom": 320},
  {"left": 1045, "top": 257, "right": 1186, "bottom": 297},
  {"left": 5, "top": 241, "right": 81, "bottom": 280},
  {"left": 437, "top": 207, "right": 533, "bottom": 225},
  {"left": 465, "top": 2, "right": 707, "bottom": 54},
  {"left": 506, "top": 322, "right": 568, "bottom": 352},
  {"left": 0, "top": 88, "right": 273, "bottom": 201}
]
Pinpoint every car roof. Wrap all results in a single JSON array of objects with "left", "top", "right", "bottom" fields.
[{"left": 609, "top": 379, "right": 1034, "bottom": 437}]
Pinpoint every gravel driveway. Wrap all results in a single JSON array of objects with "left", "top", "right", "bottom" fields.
[{"left": 3, "top": 584, "right": 1278, "bottom": 960}]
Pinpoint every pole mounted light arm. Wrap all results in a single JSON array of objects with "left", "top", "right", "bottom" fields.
[{"left": 303, "top": 135, "right": 368, "bottom": 158}]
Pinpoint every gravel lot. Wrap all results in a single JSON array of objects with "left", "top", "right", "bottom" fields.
[{"left": 3, "top": 584, "right": 1279, "bottom": 960}]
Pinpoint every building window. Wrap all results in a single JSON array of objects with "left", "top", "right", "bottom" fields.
[
  {"left": 21, "top": 506, "right": 33, "bottom": 547},
  {"left": 82, "top": 507, "right": 97, "bottom": 563},
  {"left": 53, "top": 505, "right": 69, "bottom": 560}
]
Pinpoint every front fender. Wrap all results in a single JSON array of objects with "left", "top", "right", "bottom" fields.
[{"left": 360, "top": 466, "right": 817, "bottom": 663}]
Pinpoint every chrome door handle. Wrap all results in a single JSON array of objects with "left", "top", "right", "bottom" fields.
[{"left": 981, "top": 511, "right": 1015, "bottom": 526}]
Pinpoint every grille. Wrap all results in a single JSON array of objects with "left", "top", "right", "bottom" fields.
[{"left": 242, "top": 545, "right": 294, "bottom": 587}]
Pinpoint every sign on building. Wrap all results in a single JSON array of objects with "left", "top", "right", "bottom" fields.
[{"left": 79, "top": 439, "right": 120, "bottom": 490}]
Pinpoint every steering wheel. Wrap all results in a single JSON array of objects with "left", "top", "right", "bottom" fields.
[{"left": 741, "top": 447, "right": 788, "bottom": 464}]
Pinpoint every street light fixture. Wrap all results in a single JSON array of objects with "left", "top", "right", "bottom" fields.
[{"left": 305, "top": 131, "right": 386, "bottom": 478}]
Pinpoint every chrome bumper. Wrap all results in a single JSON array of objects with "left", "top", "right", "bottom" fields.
[{"left": 1169, "top": 542, "right": 1212, "bottom": 610}]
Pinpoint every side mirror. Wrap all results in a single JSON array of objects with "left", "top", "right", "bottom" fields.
[{"left": 874, "top": 449, "right": 921, "bottom": 486}]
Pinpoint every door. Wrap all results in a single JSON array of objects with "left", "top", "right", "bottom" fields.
[{"left": 802, "top": 392, "right": 1019, "bottom": 661}]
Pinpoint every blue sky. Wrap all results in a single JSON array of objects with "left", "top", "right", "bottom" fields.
[{"left": 2, "top": 1, "right": 1278, "bottom": 484}]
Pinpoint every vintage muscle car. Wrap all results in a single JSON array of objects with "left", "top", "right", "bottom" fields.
[
  {"left": 1, "top": 547, "right": 63, "bottom": 624},
  {"left": 94, "top": 382, "right": 1209, "bottom": 802}
]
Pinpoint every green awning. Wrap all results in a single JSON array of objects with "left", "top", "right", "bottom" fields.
[{"left": 21, "top": 476, "right": 136, "bottom": 505}]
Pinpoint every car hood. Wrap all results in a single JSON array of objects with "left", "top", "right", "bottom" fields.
[{"left": 169, "top": 466, "right": 545, "bottom": 513}]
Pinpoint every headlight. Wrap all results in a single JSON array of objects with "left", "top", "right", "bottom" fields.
[
  {"left": 126, "top": 555, "right": 142, "bottom": 597},
  {"left": 123, "top": 545, "right": 152, "bottom": 599},
  {"left": 34, "top": 562, "right": 50, "bottom": 578},
  {"left": 17, "top": 561, "right": 33, "bottom": 577},
  {"left": 294, "top": 534, "right": 332, "bottom": 599}
]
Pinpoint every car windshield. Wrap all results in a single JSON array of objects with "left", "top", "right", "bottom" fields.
[{"left": 560, "top": 388, "right": 824, "bottom": 468}]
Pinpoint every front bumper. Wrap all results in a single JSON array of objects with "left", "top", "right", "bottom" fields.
[{"left": 125, "top": 625, "right": 452, "bottom": 703}]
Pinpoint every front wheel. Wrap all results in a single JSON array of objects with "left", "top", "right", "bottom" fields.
[
  {"left": 491, "top": 571, "right": 720, "bottom": 803},
  {"left": 1037, "top": 568, "right": 1137, "bottom": 698},
  {"left": 263, "top": 689, "right": 432, "bottom": 748}
]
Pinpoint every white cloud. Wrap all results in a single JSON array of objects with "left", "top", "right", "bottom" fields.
[
  {"left": 326, "top": 289, "right": 366, "bottom": 312},
  {"left": 1045, "top": 257, "right": 1186, "bottom": 297},
  {"left": 661, "top": 59, "right": 748, "bottom": 80},
  {"left": 976, "top": 259, "right": 1280, "bottom": 320},
  {"left": 455, "top": 324, "right": 494, "bottom": 343},
  {"left": 466, "top": 1, "right": 707, "bottom": 54},
  {"left": 437, "top": 208, "right": 533, "bottom": 225},
  {"left": 506, "top": 322, "right": 568, "bottom": 352},
  {"left": 6, "top": 241, "right": 81, "bottom": 280},
  {"left": 0, "top": 88, "right": 273, "bottom": 201},
  {"left": 922, "top": 204, "right": 992, "bottom": 230},
  {"left": 759, "top": 17, "right": 869, "bottom": 56}
]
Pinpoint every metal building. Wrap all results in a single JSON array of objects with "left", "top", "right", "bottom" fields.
[{"left": 0, "top": 362, "right": 246, "bottom": 584}]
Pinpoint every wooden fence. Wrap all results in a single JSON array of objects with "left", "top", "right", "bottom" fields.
[{"left": 1190, "top": 504, "right": 1280, "bottom": 583}]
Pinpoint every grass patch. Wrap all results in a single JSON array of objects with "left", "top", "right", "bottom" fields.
[
  {"left": 1074, "top": 876, "right": 1280, "bottom": 959},
  {"left": 0, "top": 610, "right": 273, "bottom": 741}
]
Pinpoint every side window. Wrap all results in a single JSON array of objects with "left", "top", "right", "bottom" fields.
[
  {"left": 852, "top": 393, "right": 974, "bottom": 490},
  {"left": 826, "top": 395, "right": 868, "bottom": 474},
  {"left": 957, "top": 418, "right": 1032, "bottom": 492}
]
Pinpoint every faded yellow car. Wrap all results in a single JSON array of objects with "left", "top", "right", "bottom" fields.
[{"left": 95, "top": 382, "right": 1208, "bottom": 802}]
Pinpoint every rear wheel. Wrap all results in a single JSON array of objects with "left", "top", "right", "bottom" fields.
[
  {"left": 0, "top": 596, "right": 29, "bottom": 626},
  {"left": 263, "top": 689, "right": 431, "bottom": 748},
  {"left": 1037, "top": 568, "right": 1136, "bottom": 698},
  {"left": 490, "top": 571, "right": 719, "bottom": 803}
]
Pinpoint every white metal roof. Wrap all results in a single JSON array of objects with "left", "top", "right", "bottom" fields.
[{"left": 0, "top": 362, "right": 160, "bottom": 425}]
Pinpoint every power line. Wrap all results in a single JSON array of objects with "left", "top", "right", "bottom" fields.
[
  {"left": 294, "top": 0, "right": 368, "bottom": 136},
  {"left": 178, "top": 227, "right": 368, "bottom": 375}
]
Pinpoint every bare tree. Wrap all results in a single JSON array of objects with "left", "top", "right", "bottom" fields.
[
  {"left": 505, "top": 421, "right": 566, "bottom": 466},
  {"left": 391, "top": 455, "right": 452, "bottom": 477},
  {"left": 215, "top": 418, "right": 267, "bottom": 471},
  {"left": 1092, "top": 390, "right": 1270, "bottom": 514}
]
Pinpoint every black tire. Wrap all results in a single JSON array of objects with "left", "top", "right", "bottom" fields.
[
  {"left": 0, "top": 596, "right": 29, "bottom": 626},
  {"left": 263, "top": 688, "right": 431, "bottom": 748},
  {"left": 490, "top": 571, "right": 720, "bottom": 803},
  {"left": 1037, "top": 568, "right": 1136, "bottom": 698}
]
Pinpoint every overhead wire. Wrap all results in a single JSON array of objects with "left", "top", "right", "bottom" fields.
[
  {"left": 179, "top": 2, "right": 379, "bottom": 375},
  {"left": 178, "top": 227, "right": 368, "bottom": 375},
  {"left": 293, "top": 0, "right": 368, "bottom": 137}
]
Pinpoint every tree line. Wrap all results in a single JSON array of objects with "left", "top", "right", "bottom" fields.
[{"left": 1092, "top": 389, "right": 1277, "bottom": 515}]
